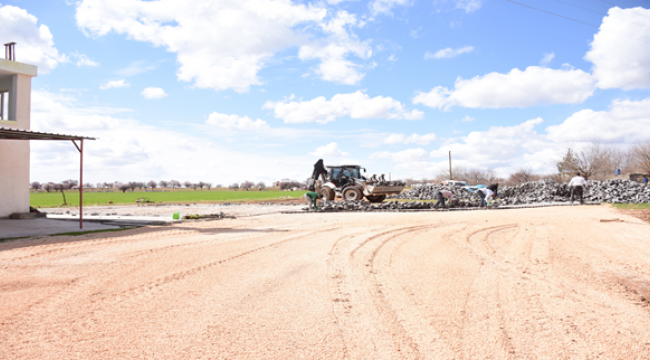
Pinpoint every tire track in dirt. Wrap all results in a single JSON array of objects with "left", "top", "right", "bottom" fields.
[
  {"left": 326, "top": 224, "right": 434, "bottom": 359},
  {"left": 447, "top": 224, "right": 521, "bottom": 359},
  {"left": 0, "top": 227, "right": 337, "bottom": 349},
  {"left": 104, "top": 227, "right": 341, "bottom": 303},
  {"left": 371, "top": 223, "right": 473, "bottom": 359}
]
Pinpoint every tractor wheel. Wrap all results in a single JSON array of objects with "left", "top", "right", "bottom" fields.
[
  {"left": 365, "top": 195, "right": 386, "bottom": 203},
  {"left": 342, "top": 187, "right": 362, "bottom": 201},
  {"left": 320, "top": 187, "right": 335, "bottom": 201}
]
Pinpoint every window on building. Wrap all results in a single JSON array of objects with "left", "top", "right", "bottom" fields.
[{"left": 0, "top": 90, "right": 8, "bottom": 120}]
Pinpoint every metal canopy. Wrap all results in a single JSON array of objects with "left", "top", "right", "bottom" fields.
[
  {"left": 0, "top": 126, "right": 95, "bottom": 229},
  {"left": 0, "top": 127, "right": 96, "bottom": 141}
]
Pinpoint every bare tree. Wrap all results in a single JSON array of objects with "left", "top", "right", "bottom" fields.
[
  {"left": 62, "top": 179, "right": 78, "bottom": 190},
  {"left": 197, "top": 181, "right": 205, "bottom": 190},
  {"left": 241, "top": 181, "right": 254, "bottom": 190},
  {"left": 256, "top": 181, "right": 266, "bottom": 190},
  {"left": 229, "top": 183, "right": 240, "bottom": 190},
  {"left": 159, "top": 180, "right": 169, "bottom": 188},
  {"left": 632, "top": 142, "right": 650, "bottom": 174},
  {"left": 204, "top": 182, "right": 212, "bottom": 190},
  {"left": 192, "top": 183, "right": 200, "bottom": 190},
  {"left": 611, "top": 147, "right": 633, "bottom": 175},
  {"left": 127, "top": 181, "right": 138, "bottom": 191},
  {"left": 115, "top": 182, "right": 130, "bottom": 193},
  {"left": 147, "top": 180, "right": 157, "bottom": 190},
  {"left": 41, "top": 182, "right": 55, "bottom": 192},
  {"left": 184, "top": 181, "right": 193, "bottom": 189},
  {"left": 508, "top": 167, "right": 536, "bottom": 185},
  {"left": 55, "top": 183, "right": 68, "bottom": 205},
  {"left": 84, "top": 182, "right": 94, "bottom": 189},
  {"left": 216, "top": 184, "right": 223, "bottom": 189},
  {"left": 572, "top": 143, "right": 615, "bottom": 180},
  {"left": 30, "top": 181, "right": 41, "bottom": 190},
  {"left": 171, "top": 180, "right": 181, "bottom": 190}
]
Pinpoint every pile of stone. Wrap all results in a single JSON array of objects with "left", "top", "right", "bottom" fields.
[
  {"left": 370, "top": 180, "right": 406, "bottom": 187},
  {"left": 391, "top": 179, "right": 650, "bottom": 205}
]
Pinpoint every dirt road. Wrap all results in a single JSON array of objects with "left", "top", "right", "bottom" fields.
[{"left": 1, "top": 206, "right": 650, "bottom": 359}]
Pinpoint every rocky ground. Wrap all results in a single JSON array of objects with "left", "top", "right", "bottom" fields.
[
  {"left": 393, "top": 179, "right": 650, "bottom": 206},
  {"left": 1, "top": 205, "right": 650, "bottom": 359}
]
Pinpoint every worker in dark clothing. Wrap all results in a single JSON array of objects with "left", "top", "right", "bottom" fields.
[
  {"left": 304, "top": 191, "right": 323, "bottom": 211},
  {"left": 312, "top": 159, "right": 327, "bottom": 182},
  {"left": 568, "top": 172, "right": 587, "bottom": 204},
  {"left": 644, "top": 175, "right": 648, "bottom": 187},
  {"left": 487, "top": 183, "right": 499, "bottom": 197},
  {"left": 433, "top": 190, "right": 454, "bottom": 209}
]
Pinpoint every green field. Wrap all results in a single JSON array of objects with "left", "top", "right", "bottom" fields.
[
  {"left": 30, "top": 189, "right": 307, "bottom": 208},
  {"left": 609, "top": 203, "right": 650, "bottom": 210}
]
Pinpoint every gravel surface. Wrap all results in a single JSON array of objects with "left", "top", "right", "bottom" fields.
[
  {"left": 1, "top": 205, "right": 650, "bottom": 359},
  {"left": 44, "top": 202, "right": 305, "bottom": 218}
]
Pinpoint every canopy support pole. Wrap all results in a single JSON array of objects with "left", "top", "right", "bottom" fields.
[{"left": 72, "top": 139, "right": 84, "bottom": 229}]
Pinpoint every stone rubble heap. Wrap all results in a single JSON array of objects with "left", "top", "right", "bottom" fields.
[
  {"left": 370, "top": 180, "right": 406, "bottom": 187},
  {"left": 390, "top": 179, "right": 650, "bottom": 205}
]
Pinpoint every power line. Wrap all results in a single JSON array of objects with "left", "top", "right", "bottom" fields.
[
  {"left": 506, "top": 0, "right": 598, "bottom": 27},
  {"left": 557, "top": 0, "right": 650, "bottom": 29},
  {"left": 506, "top": 0, "right": 650, "bottom": 45}
]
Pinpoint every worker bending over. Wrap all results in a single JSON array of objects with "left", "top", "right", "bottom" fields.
[
  {"left": 568, "top": 172, "right": 588, "bottom": 204},
  {"left": 433, "top": 190, "right": 454, "bottom": 209},
  {"left": 304, "top": 191, "right": 323, "bottom": 211},
  {"left": 477, "top": 187, "right": 495, "bottom": 208}
]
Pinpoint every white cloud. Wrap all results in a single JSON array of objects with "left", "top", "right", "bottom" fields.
[
  {"left": 460, "top": 115, "right": 475, "bottom": 122},
  {"left": 28, "top": 90, "right": 310, "bottom": 184},
  {"left": 430, "top": 118, "right": 545, "bottom": 168},
  {"left": 370, "top": 148, "right": 429, "bottom": 163},
  {"left": 100, "top": 79, "right": 130, "bottom": 89},
  {"left": 70, "top": 53, "right": 99, "bottom": 67},
  {"left": 424, "top": 97, "right": 650, "bottom": 176},
  {"left": 309, "top": 142, "right": 349, "bottom": 157},
  {"left": 540, "top": 52, "right": 554, "bottom": 67},
  {"left": 453, "top": 0, "right": 481, "bottom": 12},
  {"left": 206, "top": 112, "right": 270, "bottom": 132},
  {"left": 413, "top": 66, "right": 595, "bottom": 109},
  {"left": 545, "top": 98, "right": 650, "bottom": 144},
  {"left": 0, "top": 5, "right": 66, "bottom": 73},
  {"left": 585, "top": 7, "right": 650, "bottom": 90},
  {"left": 265, "top": 90, "right": 423, "bottom": 124},
  {"left": 298, "top": 11, "right": 371, "bottom": 85},
  {"left": 76, "top": 1, "right": 371, "bottom": 91},
  {"left": 115, "top": 60, "right": 156, "bottom": 77},
  {"left": 141, "top": 87, "right": 168, "bottom": 99},
  {"left": 370, "top": 0, "right": 410, "bottom": 15},
  {"left": 384, "top": 133, "right": 436, "bottom": 145},
  {"left": 424, "top": 46, "right": 474, "bottom": 59}
]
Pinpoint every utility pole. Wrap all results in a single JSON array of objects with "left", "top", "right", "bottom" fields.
[{"left": 448, "top": 151, "right": 452, "bottom": 180}]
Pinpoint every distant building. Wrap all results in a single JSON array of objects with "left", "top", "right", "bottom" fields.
[{"left": 629, "top": 173, "right": 649, "bottom": 183}]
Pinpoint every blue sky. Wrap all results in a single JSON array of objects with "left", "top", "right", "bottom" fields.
[{"left": 2, "top": 0, "right": 650, "bottom": 185}]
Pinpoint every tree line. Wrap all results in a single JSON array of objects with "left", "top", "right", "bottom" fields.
[
  {"left": 405, "top": 142, "right": 650, "bottom": 186},
  {"left": 29, "top": 180, "right": 273, "bottom": 193},
  {"left": 28, "top": 179, "right": 314, "bottom": 193}
]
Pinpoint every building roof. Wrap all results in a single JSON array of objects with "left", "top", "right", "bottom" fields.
[
  {"left": 0, "top": 127, "right": 95, "bottom": 141},
  {"left": 0, "top": 59, "right": 37, "bottom": 77}
]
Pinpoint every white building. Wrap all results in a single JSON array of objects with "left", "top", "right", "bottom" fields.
[
  {"left": 0, "top": 54, "right": 37, "bottom": 218},
  {"left": 1, "top": 44, "right": 93, "bottom": 220}
]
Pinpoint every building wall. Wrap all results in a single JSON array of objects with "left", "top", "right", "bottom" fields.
[{"left": 0, "top": 74, "right": 32, "bottom": 217}]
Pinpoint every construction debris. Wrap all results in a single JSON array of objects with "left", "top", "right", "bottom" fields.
[{"left": 391, "top": 179, "right": 650, "bottom": 205}]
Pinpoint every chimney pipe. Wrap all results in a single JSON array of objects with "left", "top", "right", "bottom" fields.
[{"left": 4, "top": 42, "right": 16, "bottom": 61}]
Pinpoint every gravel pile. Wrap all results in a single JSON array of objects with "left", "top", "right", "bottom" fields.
[{"left": 390, "top": 179, "right": 650, "bottom": 205}]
